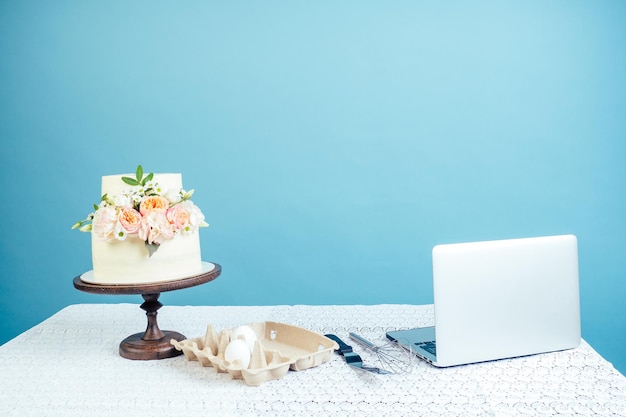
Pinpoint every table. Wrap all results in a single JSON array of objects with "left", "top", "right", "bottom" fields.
[{"left": 1, "top": 304, "right": 625, "bottom": 416}]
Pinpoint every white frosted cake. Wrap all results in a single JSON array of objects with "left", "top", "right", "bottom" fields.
[{"left": 75, "top": 168, "right": 208, "bottom": 285}]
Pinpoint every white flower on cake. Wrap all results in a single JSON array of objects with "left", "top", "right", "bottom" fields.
[{"left": 73, "top": 165, "right": 208, "bottom": 257}]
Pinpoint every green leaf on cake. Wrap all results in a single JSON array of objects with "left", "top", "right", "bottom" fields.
[
  {"left": 145, "top": 242, "right": 160, "bottom": 257},
  {"left": 121, "top": 176, "right": 140, "bottom": 186},
  {"left": 136, "top": 165, "right": 143, "bottom": 182},
  {"left": 142, "top": 172, "right": 154, "bottom": 186}
]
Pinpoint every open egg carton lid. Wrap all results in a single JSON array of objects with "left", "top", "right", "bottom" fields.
[{"left": 171, "top": 321, "right": 339, "bottom": 386}]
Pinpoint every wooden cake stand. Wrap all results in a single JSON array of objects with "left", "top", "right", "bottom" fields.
[{"left": 73, "top": 262, "right": 221, "bottom": 360}]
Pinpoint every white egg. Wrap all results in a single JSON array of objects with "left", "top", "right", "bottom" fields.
[
  {"left": 224, "top": 339, "right": 251, "bottom": 369},
  {"left": 230, "top": 325, "right": 258, "bottom": 352}
]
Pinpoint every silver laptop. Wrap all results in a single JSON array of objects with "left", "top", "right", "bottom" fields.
[{"left": 387, "top": 234, "right": 581, "bottom": 367}]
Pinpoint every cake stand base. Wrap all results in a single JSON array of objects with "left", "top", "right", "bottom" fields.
[
  {"left": 120, "top": 331, "right": 186, "bottom": 360},
  {"left": 73, "top": 262, "right": 221, "bottom": 361},
  {"left": 118, "top": 293, "right": 185, "bottom": 360}
]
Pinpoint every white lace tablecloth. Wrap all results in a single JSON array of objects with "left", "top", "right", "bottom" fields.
[{"left": 1, "top": 304, "right": 625, "bottom": 416}]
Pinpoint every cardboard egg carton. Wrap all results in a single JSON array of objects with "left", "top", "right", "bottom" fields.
[{"left": 171, "top": 321, "right": 339, "bottom": 386}]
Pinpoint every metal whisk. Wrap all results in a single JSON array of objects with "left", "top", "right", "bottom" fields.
[{"left": 349, "top": 332, "right": 414, "bottom": 374}]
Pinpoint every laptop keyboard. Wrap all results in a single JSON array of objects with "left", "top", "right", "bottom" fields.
[{"left": 415, "top": 341, "right": 436, "bottom": 355}]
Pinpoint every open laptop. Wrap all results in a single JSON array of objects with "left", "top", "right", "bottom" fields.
[{"left": 386, "top": 234, "right": 581, "bottom": 367}]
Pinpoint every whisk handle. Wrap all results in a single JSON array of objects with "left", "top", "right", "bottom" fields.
[{"left": 349, "top": 332, "right": 376, "bottom": 349}]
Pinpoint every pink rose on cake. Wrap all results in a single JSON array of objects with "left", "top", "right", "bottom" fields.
[
  {"left": 91, "top": 206, "right": 118, "bottom": 241},
  {"left": 73, "top": 165, "right": 208, "bottom": 257},
  {"left": 139, "top": 210, "right": 175, "bottom": 245},
  {"left": 166, "top": 204, "right": 190, "bottom": 230}
]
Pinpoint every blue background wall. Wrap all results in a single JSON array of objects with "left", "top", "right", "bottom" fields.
[{"left": 1, "top": 1, "right": 624, "bottom": 375}]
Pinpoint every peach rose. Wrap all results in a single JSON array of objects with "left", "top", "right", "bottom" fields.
[
  {"left": 166, "top": 205, "right": 190, "bottom": 230},
  {"left": 139, "top": 195, "right": 169, "bottom": 216},
  {"left": 118, "top": 207, "right": 142, "bottom": 234}
]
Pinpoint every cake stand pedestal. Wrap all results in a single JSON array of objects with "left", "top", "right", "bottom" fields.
[{"left": 73, "top": 262, "right": 221, "bottom": 360}]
